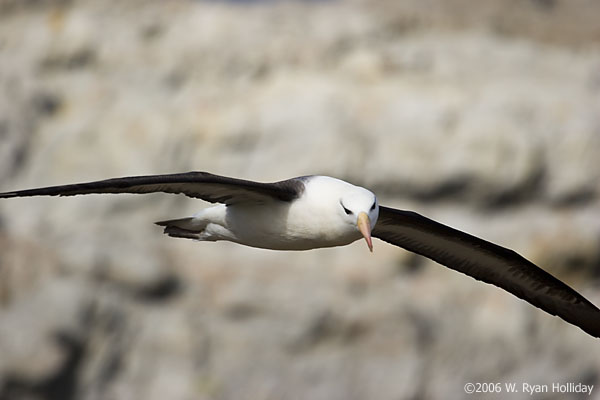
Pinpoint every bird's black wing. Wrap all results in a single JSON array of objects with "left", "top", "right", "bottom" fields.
[
  {"left": 372, "top": 206, "right": 600, "bottom": 338},
  {"left": 0, "top": 172, "right": 306, "bottom": 205}
]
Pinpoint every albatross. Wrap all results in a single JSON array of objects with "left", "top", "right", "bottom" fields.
[{"left": 0, "top": 171, "right": 599, "bottom": 338}]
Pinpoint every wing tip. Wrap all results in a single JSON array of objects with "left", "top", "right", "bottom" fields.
[
  {"left": 0, "top": 190, "right": 70, "bottom": 198},
  {"left": 568, "top": 306, "right": 600, "bottom": 339}
]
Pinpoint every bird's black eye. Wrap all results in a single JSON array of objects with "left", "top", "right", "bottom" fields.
[
  {"left": 341, "top": 202, "right": 353, "bottom": 215},
  {"left": 370, "top": 201, "right": 376, "bottom": 211}
]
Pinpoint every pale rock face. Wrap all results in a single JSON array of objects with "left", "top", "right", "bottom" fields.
[{"left": 1, "top": 1, "right": 600, "bottom": 399}]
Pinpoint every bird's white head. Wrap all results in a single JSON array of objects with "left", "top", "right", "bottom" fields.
[
  {"left": 300, "top": 176, "right": 379, "bottom": 252},
  {"left": 338, "top": 185, "right": 379, "bottom": 252}
]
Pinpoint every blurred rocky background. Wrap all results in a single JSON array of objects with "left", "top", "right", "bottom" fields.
[{"left": 1, "top": 0, "right": 600, "bottom": 399}]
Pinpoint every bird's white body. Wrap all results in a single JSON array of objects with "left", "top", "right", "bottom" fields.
[{"left": 170, "top": 176, "right": 379, "bottom": 250}]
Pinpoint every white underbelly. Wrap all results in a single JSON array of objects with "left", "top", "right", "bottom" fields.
[
  {"left": 222, "top": 203, "right": 360, "bottom": 251},
  {"left": 232, "top": 232, "right": 360, "bottom": 251}
]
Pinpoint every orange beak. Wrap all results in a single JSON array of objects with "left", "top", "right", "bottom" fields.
[{"left": 357, "top": 212, "right": 373, "bottom": 252}]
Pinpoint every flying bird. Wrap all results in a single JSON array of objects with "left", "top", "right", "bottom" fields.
[{"left": 1, "top": 172, "right": 599, "bottom": 338}]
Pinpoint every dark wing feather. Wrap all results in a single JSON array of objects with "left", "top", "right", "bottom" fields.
[
  {"left": 372, "top": 206, "right": 600, "bottom": 338},
  {"left": 0, "top": 172, "right": 305, "bottom": 205}
]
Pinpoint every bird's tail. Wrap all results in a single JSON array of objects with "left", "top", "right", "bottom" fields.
[{"left": 154, "top": 217, "right": 207, "bottom": 240}]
